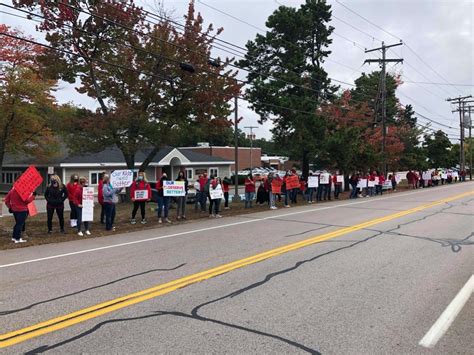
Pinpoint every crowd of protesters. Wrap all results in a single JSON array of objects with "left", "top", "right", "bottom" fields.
[{"left": 3, "top": 166, "right": 468, "bottom": 244}]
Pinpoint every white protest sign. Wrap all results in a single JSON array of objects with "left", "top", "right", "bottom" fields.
[
  {"left": 308, "top": 176, "right": 319, "bottom": 188},
  {"left": 452, "top": 172, "right": 459, "bottom": 178},
  {"left": 374, "top": 177, "right": 380, "bottom": 185},
  {"left": 134, "top": 190, "right": 149, "bottom": 200},
  {"left": 383, "top": 181, "right": 392, "bottom": 189},
  {"left": 319, "top": 173, "right": 330, "bottom": 184},
  {"left": 396, "top": 173, "right": 405, "bottom": 182},
  {"left": 110, "top": 170, "right": 134, "bottom": 189},
  {"left": 210, "top": 185, "right": 224, "bottom": 200},
  {"left": 368, "top": 180, "right": 375, "bottom": 187},
  {"left": 357, "top": 179, "right": 368, "bottom": 189},
  {"left": 336, "top": 175, "right": 344, "bottom": 183},
  {"left": 163, "top": 181, "right": 185, "bottom": 197},
  {"left": 422, "top": 171, "right": 431, "bottom": 180},
  {"left": 82, "top": 187, "right": 95, "bottom": 222},
  {"left": 441, "top": 173, "right": 448, "bottom": 179}
]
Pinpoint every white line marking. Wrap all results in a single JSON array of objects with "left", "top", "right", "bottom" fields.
[
  {"left": 0, "top": 184, "right": 470, "bottom": 269},
  {"left": 419, "top": 274, "right": 474, "bottom": 348}
]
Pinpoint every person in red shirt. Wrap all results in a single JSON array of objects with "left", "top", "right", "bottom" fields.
[
  {"left": 5, "top": 186, "right": 36, "bottom": 243},
  {"left": 66, "top": 174, "right": 80, "bottom": 228},
  {"left": 73, "top": 176, "right": 91, "bottom": 237},
  {"left": 244, "top": 174, "right": 256, "bottom": 208},
  {"left": 198, "top": 173, "right": 209, "bottom": 212},
  {"left": 333, "top": 172, "right": 342, "bottom": 199},
  {"left": 130, "top": 171, "right": 152, "bottom": 224},
  {"left": 376, "top": 172, "right": 385, "bottom": 195},
  {"left": 222, "top": 176, "right": 232, "bottom": 209}
]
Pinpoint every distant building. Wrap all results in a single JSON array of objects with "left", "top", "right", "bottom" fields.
[
  {"left": 261, "top": 155, "right": 290, "bottom": 170},
  {"left": 1, "top": 146, "right": 233, "bottom": 193}
]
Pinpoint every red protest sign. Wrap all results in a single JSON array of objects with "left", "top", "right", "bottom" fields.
[
  {"left": 27, "top": 201, "right": 38, "bottom": 217},
  {"left": 13, "top": 166, "right": 43, "bottom": 201},
  {"left": 286, "top": 175, "right": 300, "bottom": 190},
  {"left": 271, "top": 179, "right": 282, "bottom": 194}
]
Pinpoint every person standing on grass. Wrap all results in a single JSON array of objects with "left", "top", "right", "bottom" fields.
[
  {"left": 102, "top": 175, "right": 121, "bottom": 232},
  {"left": 157, "top": 173, "right": 171, "bottom": 224},
  {"left": 130, "top": 171, "right": 151, "bottom": 225},
  {"left": 222, "top": 176, "right": 232, "bottom": 209},
  {"left": 5, "top": 186, "right": 36, "bottom": 244},
  {"left": 376, "top": 171, "right": 385, "bottom": 195},
  {"left": 349, "top": 172, "right": 359, "bottom": 199},
  {"left": 209, "top": 176, "right": 223, "bottom": 218},
  {"left": 199, "top": 173, "right": 209, "bottom": 212},
  {"left": 73, "top": 177, "right": 91, "bottom": 237},
  {"left": 175, "top": 171, "right": 189, "bottom": 220},
  {"left": 194, "top": 176, "right": 201, "bottom": 211},
  {"left": 98, "top": 172, "right": 105, "bottom": 224},
  {"left": 244, "top": 174, "right": 256, "bottom": 208},
  {"left": 333, "top": 172, "right": 342, "bottom": 200},
  {"left": 44, "top": 175, "right": 68, "bottom": 234},
  {"left": 66, "top": 174, "right": 80, "bottom": 228}
]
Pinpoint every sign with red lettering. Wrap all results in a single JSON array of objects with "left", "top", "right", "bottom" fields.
[
  {"left": 271, "top": 179, "right": 282, "bottom": 194},
  {"left": 14, "top": 166, "right": 43, "bottom": 201},
  {"left": 286, "top": 175, "right": 300, "bottom": 190},
  {"left": 82, "top": 187, "right": 95, "bottom": 222}
]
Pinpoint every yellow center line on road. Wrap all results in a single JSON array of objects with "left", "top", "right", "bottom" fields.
[{"left": 1, "top": 190, "right": 473, "bottom": 349}]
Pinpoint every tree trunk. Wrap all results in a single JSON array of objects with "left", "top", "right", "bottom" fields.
[
  {"left": 140, "top": 146, "right": 161, "bottom": 172},
  {"left": 302, "top": 150, "right": 309, "bottom": 178}
]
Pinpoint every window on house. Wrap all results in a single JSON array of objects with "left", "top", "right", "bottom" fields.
[
  {"left": 89, "top": 171, "right": 101, "bottom": 185},
  {"left": 1, "top": 171, "right": 21, "bottom": 184},
  {"left": 209, "top": 167, "right": 219, "bottom": 177},
  {"left": 185, "top": 168, "right": 193, "bottom": 180}
]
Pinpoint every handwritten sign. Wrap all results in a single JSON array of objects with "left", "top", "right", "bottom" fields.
[
  {"left": 13, "top": 166, "right": 43, "bottom": 202},
  {"left": 271, "top": 179, "right": 282, "bottom": 194},
  {"left": 422, "top": 172, "right": 432, "bottom": 180},
  {"left": 336, "top": 175, "right": 344, "bottom": 183},
  {"left": 357, "top": 179, "right": 368, "bottom": 189},
  {"left": 27, "top": 201, "right": 38, "bottom": 217},
  {"left": 110, "top": 170, "right": 134, "bottom": 189},
  {"left": 319, "top": 173, "right": 330, "bottom": 185},
  {"left": 441, "top": 173, "right": 448, "bottom": 179},
  {"left": 374, "top": 177, "right": 380, "bottom": 185},
  {"left": 163, "top": 181, "right": 185, "bottom": 197},
  {"left": 308, "top": 176, "right": 319, "bottom": 188},
  {"left": 82, "top": 187, "right": 95, "bottom": 222},
  {"left": 286, "top": 175, "right": 300, "bottom": 190},
  {"left": 452, "top": 172, "right": 459, "bottom": 178},
  {"left": 368, "top": 180, "right": 375, "bottom": 187},
  {"left": 210, "top": 185, "right": 224, "bottom": 200},
  {"left": 134, "top": 190, "right": 149, "bottom": 200}
]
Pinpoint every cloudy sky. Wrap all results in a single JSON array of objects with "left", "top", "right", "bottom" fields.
[{"left": 1, "top": 0, "right": 472, "bottom": 141}]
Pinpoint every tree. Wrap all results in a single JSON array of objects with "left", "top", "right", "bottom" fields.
[
  {"left": 14, "top": 0, "right": 241, "bottom": 170},
  {"left": 239, "top": 0, "right": 337, "bottom": 177},
  {"left": 397, "top": 104, "right": 426, "bottom": 170},
  {"left": 0, "top": 24, "right": 58, "bottom": 173},
  {"left": 423, "top": 130, "right": 453, "bottom": 168}
]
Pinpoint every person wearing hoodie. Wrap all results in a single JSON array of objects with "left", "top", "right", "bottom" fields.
[
  {"left": 44, "top": 175, "right": 68, "bottom": 234},
  {"left": 157, "top": 173, "right": 171, "bottom": 224},
  {"left": 175, "top": 171, "right": 189, "bottom": 220},
  {"left": 5, "top": 184, "right": 36, "bottom": 244},
  {"left": 130, "top": 171, "right": 152, "bottom": 225},
  {"left": 66, "top": 174, "right": 80, "bottom": 228},
  {"left": 102, "top": 174, "right": 121, "bottom": 231}
]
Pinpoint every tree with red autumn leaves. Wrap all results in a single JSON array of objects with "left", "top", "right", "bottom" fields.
[
  {"left": 13, "top": 0, "right": 241, "bottom": 170},
  {"left": 0, "top": 24, "right": 58, "bottom": 174}
]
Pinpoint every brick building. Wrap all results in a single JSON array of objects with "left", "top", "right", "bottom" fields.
[{"left": 181, "top": 144, "right": 262, "bottom": 172}]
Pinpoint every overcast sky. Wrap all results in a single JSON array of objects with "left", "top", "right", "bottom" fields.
[{"left": 1, "top": 0, "right": 472, "bottom": 142}]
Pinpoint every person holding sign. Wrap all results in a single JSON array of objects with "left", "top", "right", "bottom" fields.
[
  {"left": 73, "top": 177, "right": 91, "bottom": 237},
  {"left": 66, "top": 174, "right": 80, "bottom": 228},
  {"left": 5, "top": 185, "right": 36, "bottom": 243},
  {"left": 44, "top": 175, "right": 68, "bottom": 234},
  {"left": 175, "top": 171, "right": 189, "bottom": 220},
  {"left": 222, "top": 176, "right": 232, "bottom": 209},
  {"left": 376, "top": 172, "right": 385, "bottom": 195},
  {"left": 244, "top": 174, "right": 256, "bottom": 209},
  {"left": 157, "top": 173, "right": 171, "bottom": 224},
  {"left": 208, "top": 176, "right": 223, "bottom": 218},
  {"left": 130, "top": 171, "right": 152, "bottom": 225},
  {"left": 103, "top": 175, "right": 122, "bottom": 231},
  {"left": 333, "top": 172, "right": 343, "bottom": 200}
]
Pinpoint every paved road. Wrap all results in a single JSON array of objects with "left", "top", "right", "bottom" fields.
[{"left": 0, "top": 182, "right": 473, "bottom": 354}]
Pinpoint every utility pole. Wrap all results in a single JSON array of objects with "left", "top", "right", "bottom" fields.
[
  {"left": 244, "top": 126, "right": 258, "bottom": 176},
  {"left": 464, "top": 105, "right": 474, "bottom": 180},
  {"left": 234, "top": 96, "right": 240, "bottom": 201},
  {"left": 364, "top": 41, "right": 403, "bottom": 176},
  {"left": 447, "top": 95, "right": 472, "bottom": 172}
]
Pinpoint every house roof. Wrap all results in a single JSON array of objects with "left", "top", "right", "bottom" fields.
[{"left": 3, "top": 145, "right": 233, "bottom": 168}]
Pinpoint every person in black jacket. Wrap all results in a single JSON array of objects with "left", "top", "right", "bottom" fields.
[
  {"left": 175, "top": 171, "right": 189, "bottom": 220},
  {"left": 44, "top": 175, "right": 68, "bottom": 234}
]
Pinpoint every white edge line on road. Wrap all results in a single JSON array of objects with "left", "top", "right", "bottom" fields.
[
  {"left": 0, "top": 183, "right": 470, "bottom": 269},
  {"left": 419, "top": 274, "right": 474, "bottom": 348}
]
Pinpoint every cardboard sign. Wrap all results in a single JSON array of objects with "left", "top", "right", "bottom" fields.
[
  {"left": 374, "top": 177, "right": 380, "bottom": 185},
  {"left": 110, "top": 170, "right": 134, "bottom": 189},
  {"left": 134, "top": 190, "right": 149, "bottom": 200},
  {"left": 336, "top": 175, "right": 344, "bottom": 183},
  {"left": 163, "top": 181, "right": 185, "bottom": 197},
  {"left": 27, "top": 201, "right": 38, "bottom": 217},
  {"left": 286, "top": 175, "right": 300, "bottom": 190},
  {"left": 319, "top": 173, "right": 330, "bottom": 185},
  {"left": 357, "top": 179, "right": 368, "bottom": 189},
  {"left": 271, "top": 179, "right": 282, "bottom": 194},
  {"left": 82, "top": 187, "right": 95, "bottom": 222},
  {"left": 307, "top": 176, "right": 319, "bottom": 188},
  {"left": 368, "top": 180, "right": 375, "bottom": 187},
  {"left": 210, "top": 185, "right": 224, "bottom": 200},
  {"left": 13, "top": 166, "right": 43, "bottom": 202}
]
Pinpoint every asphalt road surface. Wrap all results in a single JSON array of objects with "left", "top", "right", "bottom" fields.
[{"left": 1, "top": 182, "right": 473, "bottom": 354}]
